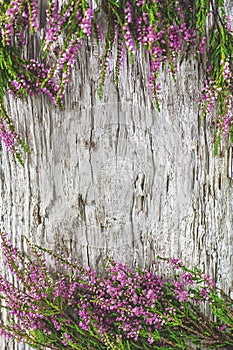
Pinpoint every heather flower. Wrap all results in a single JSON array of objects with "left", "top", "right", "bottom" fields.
[
  {"left": 201, "top": 274, "right": 215, "bottom": 288},
  {"left": 125, "top": 2, "right": 133, "bottom": 24},
  {"left": 199, "top": 36, "right": 206, "bottom": 54},
  {"left": 226, "top": 15, "right": 232, "bottom": 32},
  {"left": 95, "top": 23, "right": 103, "bottom": 42},
  {"left": 9, "top": 59, "right": 61, "bottom": 106},
  {"left": 80, "top": 6, "right": 93, "bottom": 36},
  {"left": 1, "top": 0, "right": 39, "bottom": 46},
  {"left": 219, "top": 323, "right": 227, "bottom": 331},
  {"left": 199, "top": 288, "right": 210, "bottom": 301},
  {"left": 199, "top": 57, "right": 233, "bottom": 141},
  {"left": 147, "top": 335, "right": 154, "bottom": 344},
  {"left": 169, "top": 258, "right": 181, "bottom": 267},
  {"left": 0, "top": 120, "right": 17, "bottom": 153},
  {"left": 180, "top": 272, "right": 194, "bottom": 284},
  {"left": 123, "top": 25, "right": 136, "bottom": 54}
]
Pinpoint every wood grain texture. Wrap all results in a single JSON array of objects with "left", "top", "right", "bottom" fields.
[{"left": 0, "top": 3, "right": 233, "bottom": 349}]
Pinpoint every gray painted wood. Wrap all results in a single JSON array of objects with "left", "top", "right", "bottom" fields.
[{"left": 0, "top": 3, "right": 233, "bottom": 349}]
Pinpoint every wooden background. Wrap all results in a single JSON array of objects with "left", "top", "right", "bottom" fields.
[{"left": 0, "top": 1, "right": 233, "bottom": 349}]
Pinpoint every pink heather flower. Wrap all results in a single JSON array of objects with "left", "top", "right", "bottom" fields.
[
  {"left": 123, "top": 25, "right": 136, "bottom": 54},
  {"left": 177, "top": 290, "right": 189, "bottom": 302},
  {"left": 96, "top": 23, "right": 103, "bottom": 42},
  {"left": 199, "top": 288, "right": 210, "bottom": 300},
  {"left": 80, "top": 6, "right": 93, "bottom": 36},
  {"left": 199, "top": 36, "right": 206, "bottom": 54},
  {"left": 148, "top": 335, "right": 154, "bottom": 344},
  {"left": 176, "top": 6, "right": 184, "bottom": 20},
  {"left": 169, "top": 25, "right": 182, "bottom": 51},
  {"left": 219, "top": 323, "right": 227, "bottom": 331},
  {"left": 226, "top": 15, "right": 232, "bottom": 32},
  {"left": 79, "top": 321, "right": 90, "bottom": 331},
  {"left": 61, "top": 339, "right": 67, "bottom": 346},
  {"left": 202, "top": 274, "right": 215, "bottom": 288},
  {"left": 0, "top": 120, "right": 17, "bottom": 153},
  {"left": 169, "top": 258, "right": 181, "bottom": 267},
  {"left": 125, "top": 2, "right": 133, "bottom": 24},
  {"left": 180, "top": 272, "right": 194, "bottom": 285},
  {"left": 64, "top": 332, "right": 72, "bottom": 340},
  {"left": 31, "top": 0, "right": 39, "bottom": 31}
]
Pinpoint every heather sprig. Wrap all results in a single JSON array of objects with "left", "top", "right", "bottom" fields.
[
  {"left": 199, "top": 58, "right": 233, "bottom": 153},
  {"left": 198, "top": 1, "right": 233, "bottom": 152},
  {"left": 0, "top": 98, "right": 28, "bottom": 165},
  {"left": 1, "top": 232, "right": 233, "bottom": 349},
  {"left": 1, "top": 0, "right": 39, "bottom": 46},
  {"left": 0, "top": 232, "right": 104, "bottom": 349}
]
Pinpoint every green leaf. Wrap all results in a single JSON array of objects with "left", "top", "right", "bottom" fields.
[{"left": 214, "top": 133, "right": 221, "bottom": 156}]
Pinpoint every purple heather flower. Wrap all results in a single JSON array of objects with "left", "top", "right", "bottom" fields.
[
  {"left": 80, "top": 6, "right": 93, "bottom": 36},
  {"left": 219, "top": 323, "right": 227, "bottom": 331},
  {"left": 148, "top": 335, "right": 154, "bottom": 344},
  {"left": 169, "top": 258, "right": 181, "bottom": 267},
  {"left": 199, "top": 36, "right": 206, "bottom": 54},
  {"left": 123, "top": 25, "right": 136, "bottom": 54},
  {"left": 226, "top": 15, "right": 232, "bottom": 32},
  {"left": 0, "top": 121, "right": 17, "bottom": 153},
  {"left": 180, "top": 272, "right": 194, "bottom": 285},
  {"left": 199, "top": 288, "right": 210, "bottom": 300},
  {"left": 125, "top": 2, "right": 133, "bottom": 24}
]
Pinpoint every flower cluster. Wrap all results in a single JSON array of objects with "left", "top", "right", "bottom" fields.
[
  {"left": 88, "top": 262, "right": 166, "bottom": 342},
  {"left": 135, "top": 4, "right": 196, "bottom": 95},
  {"left": 41, "top": 1, "right": 93, "bottom": 103},
  {"left": 200, "top": 59, "right": 233, "bottom": 147},
  {"left": 0, "top": 232, "right": 101, "bottom": 349},
  {"left": 169, "top": 258, "right": 215, "bottom": 304},
  {"left": 0, "top": 232, "right": 233, "bottom": 349},
  {"left": 123, "top": 2, "right": 136, "bottom": 55},
  {"left": 8, "top": 59, "right": 62, "bottom": 105},
  {"left": 0, "top": 99, "right": 27, "bottom": 164},
  {"left": 0, "top": 119, "right": 17, "bottom": 153},
  {"left": 1, "top": 0, "right": 38, "bottom": 46}
]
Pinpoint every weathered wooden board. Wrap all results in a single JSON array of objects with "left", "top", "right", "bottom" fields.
[{"left": 0, "top": 3, "right": 233, "bottom": 349}]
